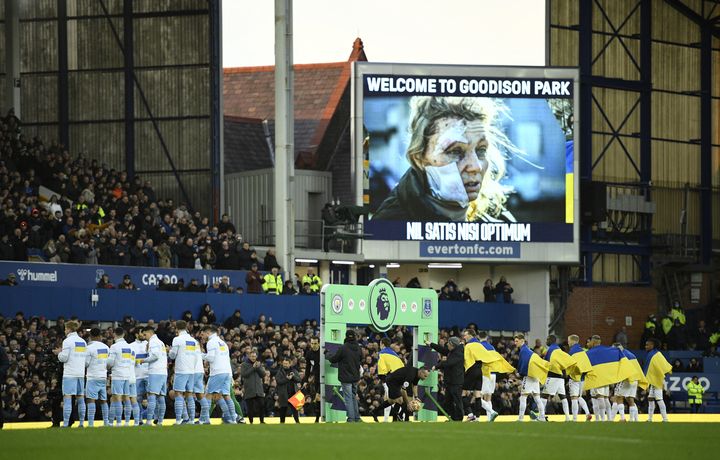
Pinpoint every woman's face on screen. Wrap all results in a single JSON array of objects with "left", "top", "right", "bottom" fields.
[{"left": 423, "top": 118, "right": 489, "bottom": 202}]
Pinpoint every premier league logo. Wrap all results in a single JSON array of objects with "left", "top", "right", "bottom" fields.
[
  {"left": 368, "top": 278, "right": 397, "bottom": 332},
  {"left": 422, "top": 298, "right": 432, "bottom": 318}
]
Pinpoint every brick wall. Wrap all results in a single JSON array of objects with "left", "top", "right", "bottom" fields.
[{"left": 564, "top": 286, "right": 659, "bottom": 349}]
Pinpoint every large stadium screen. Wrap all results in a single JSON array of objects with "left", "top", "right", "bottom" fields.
[{"left": 353, "top": 63, "right": 579, "bottom": 263}]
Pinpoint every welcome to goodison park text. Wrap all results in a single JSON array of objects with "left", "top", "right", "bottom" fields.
[
  {"left": 365, "top": 75, "right": 572, "bottom": 97},
  {"left": 406, "top": 222, "right": 531, "bottom": 242}
]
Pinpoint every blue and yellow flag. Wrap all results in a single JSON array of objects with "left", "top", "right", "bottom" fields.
[
  {"left": 121, "top": 348, "right": 134, "bottom": 360},
  {"left": 567, "top": 344, "right": 592, "bottom": 381},
  {"left": 479, "top": 341, "right": 515, "bottom": 376},
  {"left": 584, "top": 346, "right": 632, "bottom": 390},
  {"left": 378, "top": 347, "right": 405, "bottom": 375},
  {"left": 544, "top": 344, "right": 575, "bottom": 375},
  {"left": 185, "top": 340, "right": 197, "bottom": 351},
  {"left": 464, "top": 338, "right": 503, "bottom": 371},
  {"left": 97, "top": 348, "right": 109, "bottom": 360},
  {"left": 74, "top": 342, "right": 86, "bottom": 352},
  {"left": 518, "top": 344, "right": 551, "bottom": 384},
  {"left": 620, "top": 349, "right": 649, "bottom": 389},
  {"left": 135, "top": 352, "right": 148, "bottom": 364},
  {"left": 643, "top": 349, "right": 672, "bottom": 389}
]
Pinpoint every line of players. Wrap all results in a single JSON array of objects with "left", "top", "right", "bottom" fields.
[
  {"left": 374, "top": 329, "right": 669, "bottom": 423},
  {"left": 55, "top": 319, "right": 239, "bottom": 427}
]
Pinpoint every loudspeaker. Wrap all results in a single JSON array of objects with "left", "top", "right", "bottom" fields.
[{"left": 580, "top": 181, "right": 607, "bottom": 224}]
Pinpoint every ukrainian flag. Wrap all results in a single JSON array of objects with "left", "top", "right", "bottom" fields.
[
  {"left": 643, "top": 349, "right": 672, "bottom": 389},
  {"left": 479, "top": 341, "right": 515, "bottom": 376},
  {"left": 121, "top": 348, "right": 134, "bottom": 359},
  {"left": 185, "top": 340, "right": 197, "bottom": 351},
  {"left": 620, "top": 349, "right": 649, "bottom": 389},
  {"left": 544, "top": 344, "right": 575, "bottom": 375},
  {"left": 464, "top": 338, "right": 503, "bottom": 371},
  {"left": 584, "top": 346, "right": 633, "bottom": 390},
  {"left": 97, "top": 348, "right": 109, "bottom": 360},
  {"left": 378, "top": 347, "right": 405, "bottom": 375},
  {"left": 74, "top": 342, "right": 86, "bottom": 352},
  {"left": 567, "top": 344, "right": 592, "bottom": 381},
  {"left": 135, "top": 352, "right": 148, "bottom": 364},
  {"left": 518, "top": 344, "right": 551, "bottom": 384}
]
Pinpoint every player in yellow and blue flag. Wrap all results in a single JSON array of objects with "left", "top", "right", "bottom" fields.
[
  {"left": 609, "top": 343, "right": 646, "bottom": 422},
  {"left": 566, "top": 334, "right": 592, "bottom": 422},
  {"left": 376, "top": 338, "right": 405, "bottom": 422},
  {"left": 476, "top": 331, "right": 513, "bottom": 422},
  {"left": 514, "top": 333, "right": 550, "bottom": 422},
  {"left": 643, "top": 338, "right": 672, "bottom": 422},
  {"left": 585, "top": 335, "right": 614, "bottom": 421},
  {"left": 541, "top": 335, "right": 574, "bottom": 421}
]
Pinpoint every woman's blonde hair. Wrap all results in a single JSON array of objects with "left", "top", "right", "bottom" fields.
[{"left": 405, "top": 96, "right": 519, "bottom": 220}]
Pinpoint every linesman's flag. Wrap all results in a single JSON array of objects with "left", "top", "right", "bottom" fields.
[{"left": 288, "top": 390, "right": 305, "bottom": 410}]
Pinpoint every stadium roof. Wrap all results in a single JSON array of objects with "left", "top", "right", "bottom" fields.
[{"left": 223, "top": 38, "right": 367, "bottom": 171}]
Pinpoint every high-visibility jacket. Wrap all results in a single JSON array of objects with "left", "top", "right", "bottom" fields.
[
  {"left": 670, "top": 307, "right": 686, "bottom": 325},
  {"left": 686, "top": 381, "right": 704, "bottom": 404},
  {"left": 302, "top": 274, "right": 322, "bottom": 292},
  {"left": 661, "top": 317, "right": 673, "bottom": 335},
  {"left": 644, "top": 320, "right": 656, "bottom": 330},
  {"left": 709, "top": 332, "right": 720, "bottom": 346},
  {"left": 263, "top": 273, "right": 282, "bottom": 295}
]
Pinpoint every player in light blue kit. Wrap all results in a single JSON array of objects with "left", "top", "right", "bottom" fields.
[
  {"left": 84, "top": 328, "right": 110, "bottom": 427},
  {"left": 141, "top": 325, "right": 169, "bottom": 426},
  {"left": 54, "top": 320, "right": 88, "bottom": 428},
  {"left": 108, "top": 327, "right": 135, "bottom": 426},
  {"left": 169, "top": 320, "right": 199, "bottom": 425},
  {"left": 132, "top": 332, "right": 149, "bottom": 425},
  {"left": 199, "top": 325, "right": 237, "bottom": 424},
  {"left": 191, "top": 324, "right": 206, "bottom": 424}
]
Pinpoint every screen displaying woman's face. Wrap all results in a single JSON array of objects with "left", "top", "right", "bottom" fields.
[{"left": 423, "top": 118, "right": 489, "bottom": 201}]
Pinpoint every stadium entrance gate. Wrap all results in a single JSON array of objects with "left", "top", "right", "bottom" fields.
[{"left": 320, "top": 278, "right": 439, "bottom": 422}]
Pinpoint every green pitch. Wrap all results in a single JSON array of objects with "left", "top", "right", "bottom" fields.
[{"left": 0, "top": 423, "right": 716, "bottom": 459}]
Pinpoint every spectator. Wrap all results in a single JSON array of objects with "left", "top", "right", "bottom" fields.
[
  {"left": 494, "top": 276, "right": 513, "bottom": 303},
  {"left": 302, "top": 268, "right": 322, "bottom": 294},
  {"left": 215, "top": 240, "right": 238, "bottom": 270},
  {"left": 237, "top": 242, "right": 254, "bottom": 270},
  {"left": 176, "top": 238, "right": 197, "bottom": 269},
  {"left": 223, "top": 310, "right": 243, "bottom": 330},
  {"left": 263, "top": 249, "right": 280, "bottom": 271},
  {"left": 459, "top": 287, "right": 472, "bottom": 302},
  {"left": 406, "top": 277, "right": 421, "bottom": 289},
  {"left": 0, "top": 234, "right": 14, "bottom": 260},
  {"left": 694, "top": 320, "right": 710, "bottom": 351},
  {"left": 185, "top": 278, "right": 206, "bottom": 293},
  {"left": 281, "top": 280, "right": 297, "bottom": 295},
  {"left": 118, "top": 274, "right": 137, "bottom": 290},
  {"left": 240, "top": 351, "right": 266, "bottom": 424},
  {"left": 217, "top": 214, "right": 236, "bottom": 235},
  {"left": 483, "top": 279, "right": 495, "bottom": 302},
  {"left": 96, "top": 274, "right": 114, "bottom": 289},
  {"left": 438, "top": 285, "right": 451, "bottom": 301},
  {"left": 0, "top": 273, "right": 18, "bottom": 286},
  {"left": 614, "top": 327, "right": 628, "bottom": 348},
  {"left": 245, "top": 264, "right": 263, "bottom": 294},
  {"left": 671, "top": 359, "right": 684, "bottom": 372},
  {"left": 200, "top": 304, "right": 216, "bottom": 324},
  {"left": 687, "top": 358, "right": 703, "bottom": 373},
  {"left": 217, "top": 276, "right": 233, "bottom": 294},
  {"left": 156, "top": 241, "right": 172, "bottom": 268}
]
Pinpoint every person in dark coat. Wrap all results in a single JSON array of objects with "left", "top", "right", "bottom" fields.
[
  {"left": 0, "top": 343, "right": 9, "bottom": 429},
  {"left": 483, "top": 279, "right": 495, "bottom": 302},
  {"left": 494, "top": 276, "right": 513, "bottom": 303},
  {"left": 176, "top": 238, "right": 197, "bottom": 269},
  {"left": 326, "top": 329, "right": 363, "bottom": 422},
  {"left": 275, "top": 357, "right": 302, "bottom": 423},
  {"left": 223, "top": 310, "right": 244, "bottom": 330},
  {"left": 429, "top": 336, "right": 465, "bottom": 421},
  {"left": 245, "top": 263, "right": 264, "bottom": 294},
  {"left": 240, "top": 351, "right": 266, "bottom": 424},
  {"left": 263, "top": 249, "right": 280, "bottom": 271}
]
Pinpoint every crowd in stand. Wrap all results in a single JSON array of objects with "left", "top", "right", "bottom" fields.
[
  {"left": 392, "top": 276, "right": 514, "bottom": 304},
  {"left": 0, "top": 309, "right": 679, "bottom": 424},
  {"left": 637, "top": 302, "right": 720, "bottom": 354},
  {"left": 0, "top": 111, "right": 282, "bottom": 274}
]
